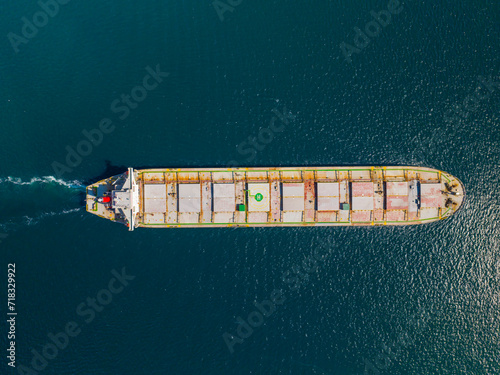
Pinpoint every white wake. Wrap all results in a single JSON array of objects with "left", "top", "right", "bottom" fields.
[{"left": 0, "top": 176, "right": 85, "bottom": 189}]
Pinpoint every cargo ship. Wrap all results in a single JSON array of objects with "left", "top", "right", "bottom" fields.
[{"left": 85, "top": 166, "right": 464, "bottom": 231}]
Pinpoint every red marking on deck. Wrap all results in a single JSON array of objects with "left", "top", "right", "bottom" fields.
[
  {"left": 317, "top": 211, "right": 336, "bottom": 222},
  {"left": 407, "top": 211, "right": 419, "bottom": 221},
  {"left": 374, "top": 209, "right": 384, "bottom": 221},
  {"left": 304, "top": 180, "right": 315, "bottom": 222},
  {"left": 421, "top": 183, "right": 442, "bottom": 208},
  {"left": 269, "top": 172, "right": 281, "bottom": 222},
  {"left": 421, "top": 197, "right": 441, "bottom": 208},
  {"left": 386, "top": 182, "right": 408, "bottom": 196},
  {"left": 387, "top": 196, "right": 409, "bottom": 210},
  {"left": 351, "top": 182, "right": 374, "bottom": 197},
  {"left": 351, "top": 211, "right": 371, "bottom": 222},
  {"left": 386, "top": 210, "right": 405, "bottom": 221},
  {"left": 421, "top": 184, "right": 441, "bottom": 195}
]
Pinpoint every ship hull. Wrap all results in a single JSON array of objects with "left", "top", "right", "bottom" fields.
[{"left": 85, "top": 166, "right": 465, "bottom": 230}]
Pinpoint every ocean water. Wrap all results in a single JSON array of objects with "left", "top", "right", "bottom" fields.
[{"left": 0, "top": 0, "right": 499, "bottom": 374}]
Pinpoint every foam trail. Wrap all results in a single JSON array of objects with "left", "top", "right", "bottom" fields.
[
  {"left": 0, "top": 176, "right": 85, "bottom": 189},
  {"left": 21, "top": 208, "right": 84, "bottom": 227},
  {"left": 0, "top": 208, "right": 83, "bottom": 233}
]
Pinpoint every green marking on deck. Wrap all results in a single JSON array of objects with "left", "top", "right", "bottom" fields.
[{"left": 255, "top": 193, "right": 263, "bottom": 202}]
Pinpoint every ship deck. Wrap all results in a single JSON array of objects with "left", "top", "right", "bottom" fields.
[{"left": 86, "top": 166, "right": 465, "bottom": 230}]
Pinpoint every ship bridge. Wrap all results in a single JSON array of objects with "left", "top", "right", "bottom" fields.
[
  {"left": 85, "top": 168, "right": 140, "bottom": 230},
  {"left": 111, "top": 168, "right": 140, "bottom": 230}
]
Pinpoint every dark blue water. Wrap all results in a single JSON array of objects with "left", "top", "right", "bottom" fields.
[{"left": 0, "top": 0, "right": 499, "bottom": 374}]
